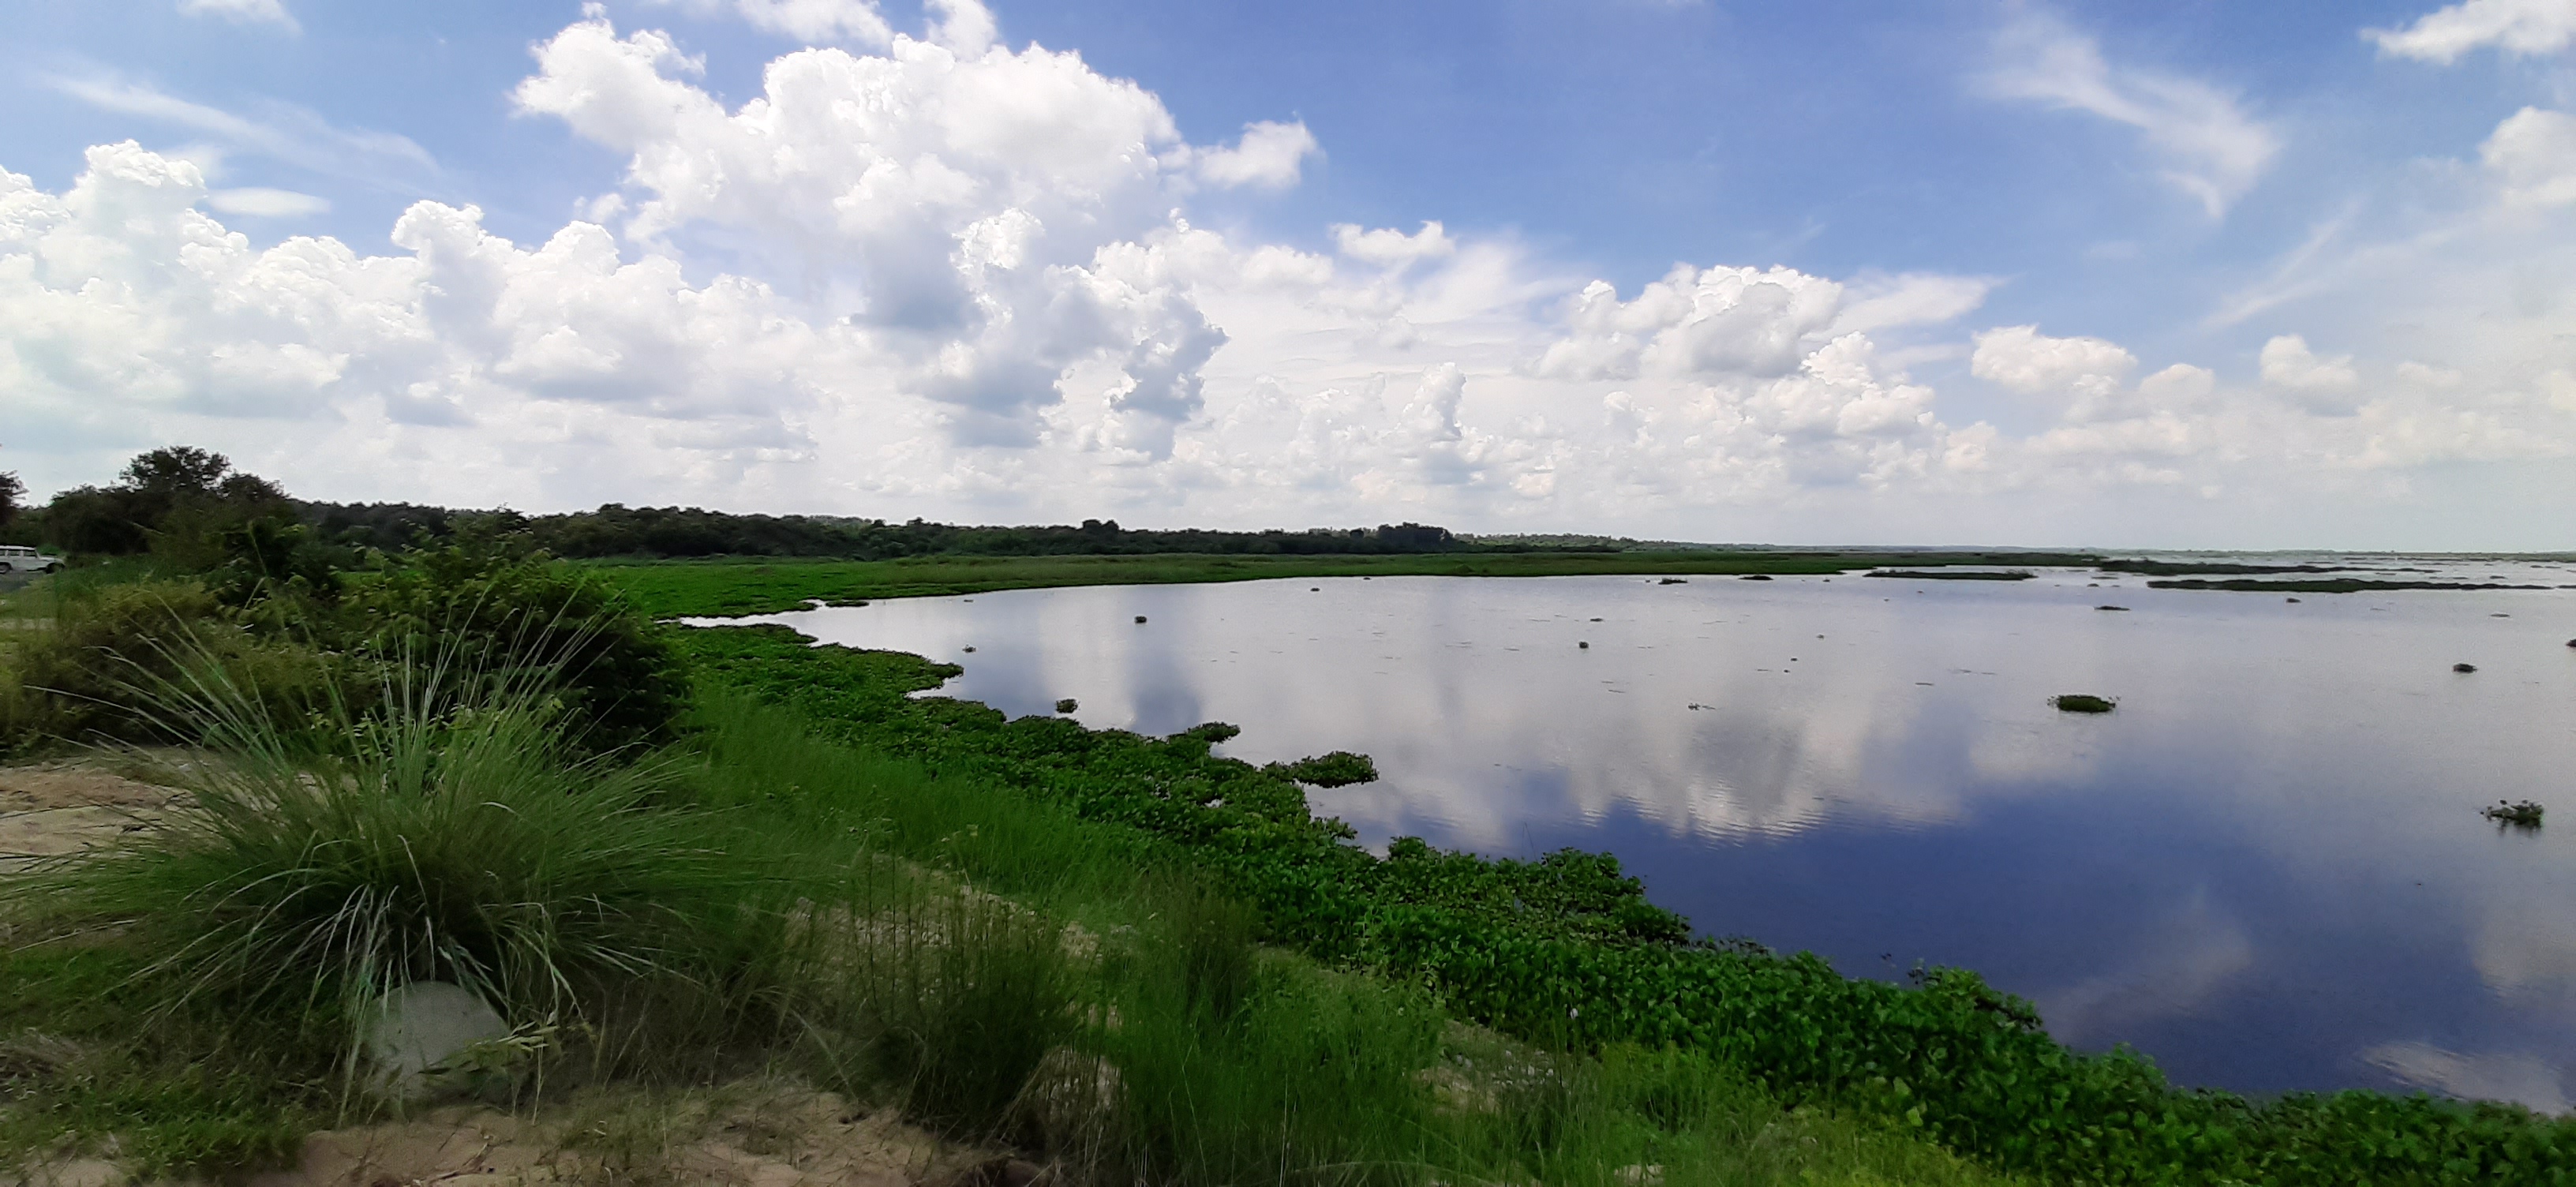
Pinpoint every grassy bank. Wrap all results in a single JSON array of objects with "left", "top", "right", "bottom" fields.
[
  {"left": 587, "top": 550, "right": 2104, "bottom": 618},
  {"left": 0, "top": 638, "right": 2016, "bottom": 1186}
]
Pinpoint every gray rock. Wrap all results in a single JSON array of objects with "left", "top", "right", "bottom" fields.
[{"left": 363, "top": 981, "right": 509, "bottom": 1102}]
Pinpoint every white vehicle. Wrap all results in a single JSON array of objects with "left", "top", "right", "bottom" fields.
[{"left": 0, "top": 545, "right": 65, "bottom": 574}]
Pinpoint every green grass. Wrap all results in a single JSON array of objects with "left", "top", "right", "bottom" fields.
[
  {"left": 586, "top": 551, "right": 2106, "bottom": 618},
  {"left": 2, "top": 636, "right": 2020, "bottom": 1185}
]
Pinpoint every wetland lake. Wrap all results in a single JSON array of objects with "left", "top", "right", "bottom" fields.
[{"left": 706, "top": 559, "right": 2576, "bottom": 1106}]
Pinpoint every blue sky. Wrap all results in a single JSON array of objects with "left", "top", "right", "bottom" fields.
[{"left": 4, "top": 0, "right": 2574, "bottom": 546}]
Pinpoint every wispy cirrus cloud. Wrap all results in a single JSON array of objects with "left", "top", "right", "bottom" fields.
[
  {"left": 46, "top": 71, "right": 436, "bottom": 191},
  {"left": 1983, "top": 8, "right": 2280, "bottom": 218},
  {"left": 177, "top": 0, "right": 299, "bottom": 35}
]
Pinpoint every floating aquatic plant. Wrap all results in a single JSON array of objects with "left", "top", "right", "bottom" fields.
[
  {"left": 2052, "top": 695, "right": 2115, "bottom": 713},
  {"left": 2483, "top": 799, "right": 2544, "bottom": 829}
]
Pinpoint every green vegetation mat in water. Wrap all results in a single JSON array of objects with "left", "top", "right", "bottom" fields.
[
  {"left": 2146, "top": 578, "right": 2553, "bottom": 593},
  {"left": 1864, "top": 570, "right": 2035, "bottom": 581}
]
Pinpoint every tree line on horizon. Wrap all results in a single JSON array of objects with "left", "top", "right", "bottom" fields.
[{"left": 0, "top": 446, "right": 1539, "bottom": 564}]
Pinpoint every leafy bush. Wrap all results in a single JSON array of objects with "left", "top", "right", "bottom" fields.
[
  {"left": 2, "top": 538, "right": 688, "bottom": 756},
  {"left": 330, "top": 547, "right": 689, "bottom": 751},
  {"left": 0, "top": 578, "right": 346, "bottom": 748}
]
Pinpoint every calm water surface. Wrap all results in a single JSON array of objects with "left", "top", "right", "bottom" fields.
[{"left": 707, "top": 560, "right": 2576, "bottom": 1107}]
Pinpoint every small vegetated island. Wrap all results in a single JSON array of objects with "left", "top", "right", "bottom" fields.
[{"left": 3, "top": 450, "right": 2570, "bottom": 1187}]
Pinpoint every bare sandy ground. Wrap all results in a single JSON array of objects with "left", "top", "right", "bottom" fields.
[
  {"left": 7, "top": 1083, "right": 1018, "bottom": 1187},
  {"left": 0, "top": 757, "right": 182, "bottom": 878}
]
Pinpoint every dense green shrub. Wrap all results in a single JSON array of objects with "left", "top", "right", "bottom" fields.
[
  {"left": 0, "top": 545, "right": 688, "bottom": 754},
  {"left": 1, "top": 579, "right": 347, "bottom": 747},
  {"left": 330, "top": 546, "right": 689, "bottom": 751}
]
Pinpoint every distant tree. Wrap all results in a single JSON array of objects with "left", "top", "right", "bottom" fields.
[
  {"left": 41, "top": 446, "right": 294, "bottom": 561},
  {"left": 119, "top": 445, "right": 233, "bottom": 496},
  {"left": 0, "top": 470, "right": 22, "bottom": 528},
  {"left": 41, "top": 487, "right": 153, "bottom": 555}
]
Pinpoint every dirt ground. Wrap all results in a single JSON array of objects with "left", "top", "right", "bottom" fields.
[
  {"left": 0, "top": 756, "right": 182, "bottom": 878},
  {"left": 7, "top": 1082, "right": 1017, "bottom": 1187}
]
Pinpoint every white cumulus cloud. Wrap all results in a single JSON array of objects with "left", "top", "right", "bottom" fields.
[
  {"left": 6, "top": 4, "right": 2572, "bottom": 545},
  {"left": 1971, "top": 324, "right": 2135, "bottom": 395},
  {"left": 2366, "top": 0, "right": 2576, "bottom": 64},
  {"left": 1196, "top": 120, "right": 1322, "bottom": 189},
  {"left": 1331, "top": 221, "right": 1455, "bottom": 268},
  {"left": 2482, "top": 107, "right": 2576, "bottom": 207},
  {"left": 2260, "top": 334, "right": 2361, "bottom": 414}
]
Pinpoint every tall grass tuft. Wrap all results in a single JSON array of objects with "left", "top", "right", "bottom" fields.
[
  {"left": 8, "top": 645, "right": 781, "bottom": 1092},
  {"left": 836, "top": 886, "right": 1077, "bottom": 1137}
]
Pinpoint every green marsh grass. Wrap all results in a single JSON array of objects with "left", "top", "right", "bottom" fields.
[
  {"left": 586, "top": 551, "right": 2106, "bottom": 619},
  {"left": 6, "top": 637, "right": 2027, "bottom": 1186}
]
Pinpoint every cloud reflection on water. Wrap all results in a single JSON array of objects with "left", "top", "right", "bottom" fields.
[{"left": 725, "top": 564, "right": 2576, "bottom": 1099}]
